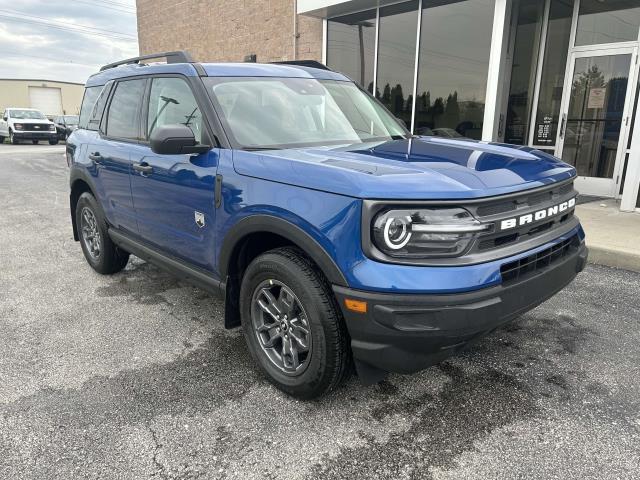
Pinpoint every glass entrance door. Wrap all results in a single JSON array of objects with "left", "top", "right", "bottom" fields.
[{"left": 556, "top": 47, "right": 638, "bottom": 196}]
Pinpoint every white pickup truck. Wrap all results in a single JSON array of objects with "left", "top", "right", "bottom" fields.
[{"left": 0, "top": 108, "right": 58, "bottom": 145}]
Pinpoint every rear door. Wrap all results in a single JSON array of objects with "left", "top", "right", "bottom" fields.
[
  {"left": 89, "top": 78, "right": 146, "bottom": 234},
  {"left": 130, "top": 75, "right": 219, "bottom": 271}
]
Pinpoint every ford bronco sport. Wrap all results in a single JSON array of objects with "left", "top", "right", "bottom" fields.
[{"left": 68, "top": 51, "right": 588, "bottom": 399}]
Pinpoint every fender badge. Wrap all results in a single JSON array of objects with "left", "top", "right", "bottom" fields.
[{"left": 194, "top": 211, "right": 205, "bottom": 228}]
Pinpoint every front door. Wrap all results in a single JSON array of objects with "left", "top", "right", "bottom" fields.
[
  {"left": 130, "top": 76, "right": 219, "bottom": 272},
  {"left": 555, "top": 47, "right": 638, "bottom": 197}
]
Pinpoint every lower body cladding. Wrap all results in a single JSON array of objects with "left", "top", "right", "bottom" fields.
[{"left": 333, "top": 236, "right": 588, "bottom": 384}]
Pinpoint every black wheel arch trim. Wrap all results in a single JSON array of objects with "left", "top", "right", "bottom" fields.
[{"left": 218, "top": 215, "right": 349, "bottom": 287}]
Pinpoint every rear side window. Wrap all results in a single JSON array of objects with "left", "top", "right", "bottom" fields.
[
  {"left": 78, "top": 86, "right": 101, "bottom": 129},
  {"left": 89, "top": 84, "right": 112, "bottom": 131},
  {"left": 105, "top": 79, "right": 146, "bottom": 140}
]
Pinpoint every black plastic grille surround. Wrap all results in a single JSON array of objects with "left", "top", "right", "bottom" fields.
[
  {"left": 500, "top": 235, "right": 579, "bottom": 284},
  {"left": 20, "top": 123, "right": 51, "bottom": 131},
  {"left": 464, "top": 181, "right": 577, "bottom": 254}
]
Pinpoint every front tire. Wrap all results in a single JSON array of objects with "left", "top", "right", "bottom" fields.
[
  {"left": 49, "top": 139, "right": 59, "bottom": 145},
  {"left": 32, "top": 140, "right": 39, "bottom": 145},
  {"left": 9, "top": 130, "right": 18, "bottom": 144},
  {"left": 75, "top": 192, "right": 129, "bottom": 274},
  {"left": 240, "top": 247, "right": 351, "bottom": 399}
]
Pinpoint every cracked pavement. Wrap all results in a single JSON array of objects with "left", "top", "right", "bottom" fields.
[{"left": 1, "top": 144, "right": 639, "bottom": 479}]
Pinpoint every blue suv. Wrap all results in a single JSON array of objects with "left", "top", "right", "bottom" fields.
[{"left": 68, "top": 51, "right": 587, "bottom": 398}]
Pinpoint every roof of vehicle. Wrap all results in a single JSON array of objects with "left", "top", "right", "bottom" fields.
[{"left": 85, "top": 61, "right": 350, "bottom": 87}]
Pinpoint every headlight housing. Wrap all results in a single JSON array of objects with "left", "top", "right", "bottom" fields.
[
  {"left": 14, "top": 123, "right": 24, "bottom": 130},
  {"left": 371, "top": 207, "right": 489, "bottom": 258},
  {"left": 49, "top": 124, "right": 56, "bottom": 131}
]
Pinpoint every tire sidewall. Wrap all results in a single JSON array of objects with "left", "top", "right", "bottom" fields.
[
  {"left": 240, "top": 253, "right": 334, "bottom": 395},
  {"left": 76, "top": 193, "right": 108, "bottom": 271}
]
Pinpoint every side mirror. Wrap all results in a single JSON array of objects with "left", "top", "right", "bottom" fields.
[
  {"left": 149, "top": 124, "right": 211, "bottom": 155},
  {"left": 2, "top": 117, "right": 7, "bottom": 122}
]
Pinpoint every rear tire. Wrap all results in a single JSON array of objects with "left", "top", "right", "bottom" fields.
[
  {"left": 32, "top": 140, "right": 39, "bottom": 145},
  {"left": 49, "top": 139, "right": 59, "bottom": 145},
  {"left": 75, "top": 192, "right": 129, "bottom": 274},
  {"left": 239, "top": 247, "right": 351, "bottom": 399}
]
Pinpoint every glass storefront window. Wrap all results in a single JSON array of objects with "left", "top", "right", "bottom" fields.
[
  {"left": 532, "top": 0, "right": 574, "bottom": 148},
  {"left": 376, "top": 1, "right": 419, "bottom": 129},
  {"left": 561, "top": 54, "right": 631, "bottom": 178},
  {"left": 575, "top": 0, "right": 640, "bottom": 46},
  {"left": 326, "top": 10, "right": 377, "bottom": 91},
  {"left": 505, "top": 0, "right": 545, "bottom": 145},
  {"left": 413, "top": 0, "right": 494, "bottom": 140}
]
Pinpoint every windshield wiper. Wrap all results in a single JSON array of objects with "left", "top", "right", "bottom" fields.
[{"left": 243, "top": 146, "right": 283, "bottom": 151}]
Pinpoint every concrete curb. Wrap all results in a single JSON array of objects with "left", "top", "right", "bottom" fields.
[
  {"left": 586, "top": 245, "right": 640, "bottom": 273},
  {"left": 576, "top": 199, "right": 640, "bottom": 273}
]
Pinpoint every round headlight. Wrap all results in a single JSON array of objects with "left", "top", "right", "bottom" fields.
[
  {"left": 383, "top": 216, "right": 412, "bottom": 249},
  {"left": 372, "top": 208, "right": 489, "bottom": 259}
]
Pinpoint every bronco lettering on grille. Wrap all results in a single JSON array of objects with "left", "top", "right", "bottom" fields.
[{"left": 500, "top": 197, "right": 576, "bottom": 230}]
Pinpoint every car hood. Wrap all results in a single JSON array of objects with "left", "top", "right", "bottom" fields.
[{"left": 232, "top": 136, "right": 576, "bottom": 200}]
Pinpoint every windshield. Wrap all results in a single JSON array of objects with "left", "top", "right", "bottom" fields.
[
  {"left": 64, "top": 115, "right": 79, "bottom": 124},
  {"left": 205, "top": 77, "right": 408, "bottom": 149},
  {"left": 9, "top": 109, "right": 47, "bottom": 120}
]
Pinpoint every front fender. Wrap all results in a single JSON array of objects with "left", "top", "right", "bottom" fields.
[{"left": 218, "top": 213, "right": 348, "bottom": 286}]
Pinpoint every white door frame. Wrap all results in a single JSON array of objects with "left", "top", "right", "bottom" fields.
[{"left": 554, "top": 45, "right": 639, "bottom": 197}]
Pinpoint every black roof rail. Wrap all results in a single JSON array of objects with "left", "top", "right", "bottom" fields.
[
  {"left": 100, "top": 51, "right": 195, "bottom": 72},
  {"left": 271, "top": 60, "right": 332, "bottom": 71}
]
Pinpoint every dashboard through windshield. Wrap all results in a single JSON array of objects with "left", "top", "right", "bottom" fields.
[{"left": 205, "top": 77, "right": 408, "bottom": 150}]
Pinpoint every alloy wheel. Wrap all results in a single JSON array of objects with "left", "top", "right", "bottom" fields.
[
  {"left": 80, "top": 207, "right": 101, "bottom": 259},
  {"left": 250, "top": 279, "right": 312, "bottom": 376}
]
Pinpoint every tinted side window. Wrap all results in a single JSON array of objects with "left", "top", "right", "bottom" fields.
[
  {"left": 88, "top": 84, "right": 112, "bottom": 132},
  {"left": 78, "top": 86, "right": 101, "bottom": 129},
  {"left": 147, "top": 77, "right": 202, "bottom": 143},
  {"left": 106, "top": 79, "right": 146, "bottom": 140}
]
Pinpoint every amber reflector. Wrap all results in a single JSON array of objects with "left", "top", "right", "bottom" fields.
[{"left": 344, "top": 299, "right": 367, "bottom": 314}]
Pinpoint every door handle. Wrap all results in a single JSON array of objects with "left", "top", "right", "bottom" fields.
[
  {"left": 559, "top": 113, "right": 567, "bottom": 139},
  {"left": 133, "top": 162, "right": 153, "bottom": 175},
  {"left": 89, "top": 152, "right": 103, "bottom": 163}
]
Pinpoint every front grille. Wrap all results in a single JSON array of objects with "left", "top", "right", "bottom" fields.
[
  {"left": 477, "top": 211, "right": 574, "bottom": 250},
  {"left": 467, "top": 180, "right": 578, "bottom": 254},
  {"left": 500, "top": 235, "right": 578, "bottom": 284},
  {"left": 21, "top": 123, "right": 50, "bottom": 131}
]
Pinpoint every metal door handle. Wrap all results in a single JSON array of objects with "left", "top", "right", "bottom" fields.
[
  {"left": 559, "top": 114, "right": 567, "bottom": 139},
  {"left": 133, "top": 163, "right": 153, "bottom": 174},
  {"left": 89, "top": 152, "right": 103, "bottom": 163}
]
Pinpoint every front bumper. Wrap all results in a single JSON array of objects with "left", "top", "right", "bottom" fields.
[
  {"left": 13, "top": 131, "right": 57, "bottom": 140},
  {"left": 334, "top": 238, "right": 588, "bottom": 382}
]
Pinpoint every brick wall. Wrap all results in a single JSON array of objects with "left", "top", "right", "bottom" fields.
[{"left": 136, "top": 0, "right": 323, "bottom": 64}]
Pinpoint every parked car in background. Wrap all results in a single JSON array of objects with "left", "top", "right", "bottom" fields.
[
  {"left": 432, "top": 128, "right": 465, "bottom": 138},
  {"left": 0, "top": 108, "right": 58, "bottom": 145},
  {"left": 53, "top": 115, "right": 79, "bottom": 141}
]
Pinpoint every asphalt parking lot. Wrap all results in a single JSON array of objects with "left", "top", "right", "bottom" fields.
[{"left": 1, "top": 143, "right": 639, "bottom": 479}]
